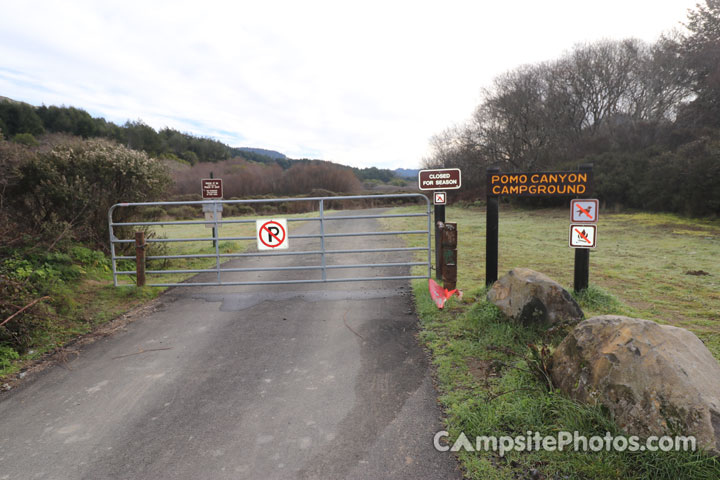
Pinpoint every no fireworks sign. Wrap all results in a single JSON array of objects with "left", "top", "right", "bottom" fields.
[{"left": 256, "top": 219, "right": 289, "bottom": 250}]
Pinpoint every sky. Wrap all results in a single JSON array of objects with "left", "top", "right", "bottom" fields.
[{"left": 0, "top": 0, "right": 700, "bottom": 169}]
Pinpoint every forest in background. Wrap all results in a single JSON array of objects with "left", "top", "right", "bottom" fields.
[{"left": 423, "top": 0, "right": 720, "bottom": 216}]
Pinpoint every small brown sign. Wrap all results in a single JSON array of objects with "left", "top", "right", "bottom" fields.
[
  {"left": 201, "top": 179, "right": 223, "bottom": 199},
  {"left": 418, "top": 168, "right": 461, "bottom": 190}
]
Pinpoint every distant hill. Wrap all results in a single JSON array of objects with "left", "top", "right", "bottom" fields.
[
  {"left": 394, "top": 168, "right": 419, "bottom": 178},
  {"left": 233, "top": 147, "right": 286, "bottom": 160},
  {"left": 0, "top": 96, "right": 25, "bottom": 105},
  {"left": 0, "top": 96, "right": 415, "bottom": 182}
]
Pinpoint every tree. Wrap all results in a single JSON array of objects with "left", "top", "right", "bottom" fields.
[
  {"left": 0, "top": 101, "right": 44, "bottom": 137},
  {"left": 676, "top": 0, "right": 720, "bottom": 128}
]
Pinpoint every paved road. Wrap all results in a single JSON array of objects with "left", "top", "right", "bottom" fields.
[{"left": 0, "top": 209, "right": 461, "bottom": 479}]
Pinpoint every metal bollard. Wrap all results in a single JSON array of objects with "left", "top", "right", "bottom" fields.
[{"left": 441, "top": 222, "right": 457, "bottom": 291}]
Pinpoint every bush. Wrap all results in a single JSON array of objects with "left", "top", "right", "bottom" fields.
[
  {"left": 69, "top": 246, "right": 109, "bottom": 268},
  {"left": 0, "top": 345, "right": 20, "bottom": 370},
  {"left": 138, "top": 206, "right": 166, "bottom": 220},
  {"left": 11, "top": 133, "right": 38, "bottom": 146},
  {"left": 233, "top": 205, "right": 255, "bottom": 216},
  {"left": 7, "top": 139, "right": 171, "bottom": 249},
  {"left": 171, "top": 193, "right": 202, "bottom": 202},
  {"left": 222, "top": 204, "right": 238, "bottom": 217},
  {"left": 166, "top": 206, "right": 198, "bottom": 219},
  {"left": 258, "top": 205, "right": 278, "bottom": 215}
]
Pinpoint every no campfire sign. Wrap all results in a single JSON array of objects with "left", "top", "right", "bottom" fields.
[
  {"left": 256, "top": 219, "right": 289, "bottom": 250},
  {"left": 569, "top": 224, "right": 597, "bottom": 248}
]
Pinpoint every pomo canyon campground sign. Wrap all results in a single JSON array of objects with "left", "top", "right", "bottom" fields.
[
  {"left": 485, "top": 165, "right": 595, "bottom": 292},
  {"left": 487, "top": 171, "right": 592, "bottom": 197}
]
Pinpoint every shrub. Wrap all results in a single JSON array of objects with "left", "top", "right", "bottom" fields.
[
  {"left": 11, "top": 133, "right": 38, "bottom": 146},
  {"left": 258, "top": 205, "right": 278, "bottom": 215},
  {"left": 8, "top": 139, "right": 171, "bottom": 249},
  {"left": 222, "top": 204, "right": 238, "bottom": 217},
  {"left": 233, "top": 205, "right": 255, "bottom": 216},
  {"left": 138, "top": 206, "right": 166, "bottom": 220},
  {"left": 166, "top": 206, "right": 198, "bottom": 219},
  {"left": 0, "top": 345, "right": 20, "bottom": 370}
]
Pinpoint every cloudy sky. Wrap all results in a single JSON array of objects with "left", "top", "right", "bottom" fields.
[{"left": 0, "top": 0, "right": 698, "bottom": 168}]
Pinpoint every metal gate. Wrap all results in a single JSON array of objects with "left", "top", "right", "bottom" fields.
[{"left": 108, "top": 193, "right": 432, "bottom": 287}]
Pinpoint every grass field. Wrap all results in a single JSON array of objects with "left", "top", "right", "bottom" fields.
[
  {"left": 4, "top": 204, "right": 719, "bottom": 479},
  {"left": 114, "top": 211, "right": 321, "bottom": 286},
  {"left": 384, "top": 205, "right": 720, "bottom": 479}
]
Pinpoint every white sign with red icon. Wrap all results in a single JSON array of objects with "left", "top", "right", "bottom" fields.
[
  {"left": 256, "top": 219, "right": 289, "bottom": 250},
  {"left": 569, "top": 224, "right": 597, "bottom": 248}
]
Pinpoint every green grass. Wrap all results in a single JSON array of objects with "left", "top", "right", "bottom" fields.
[
  {"left": 121, "top": 210, "right": 321, "bottom": 286},
  {"left": 0, "top": 246, "right": 161, "bottom": 378},
  {"left": 383, "top": 205, "right": 720, "bottom": 479}
]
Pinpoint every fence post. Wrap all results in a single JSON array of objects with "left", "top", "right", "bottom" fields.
[
  {"left": 442, "top": 222, "right": 457, "bottom": 290},
  {"left": 319, "top": 198, "right": 326, "bottom": 281},
  {"left": 135, "top": 231, "right": 146, "bottom": 287}
]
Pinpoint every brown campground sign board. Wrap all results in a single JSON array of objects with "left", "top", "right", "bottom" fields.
[
  {"left": 487, "top": 171, "right": 592, "bottom": 197},
  {"left": 484, "top": 165, "right": 595, "bottom": 291}
]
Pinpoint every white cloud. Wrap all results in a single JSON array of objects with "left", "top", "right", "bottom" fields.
[{"left": 0, "top": 0, "right": 697, "bottom": 168}]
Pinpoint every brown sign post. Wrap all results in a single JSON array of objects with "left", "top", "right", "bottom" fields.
[
  {"left": 418, "top": 168, "right": 461, "bottom": 280},
  {"left": 202, "top": 176, "right": 222, "bottom": 249}
]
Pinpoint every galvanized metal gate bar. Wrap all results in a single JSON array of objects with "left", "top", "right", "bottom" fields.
[{"left": 108, "top": 193, "right": 431, "bottom": 287}]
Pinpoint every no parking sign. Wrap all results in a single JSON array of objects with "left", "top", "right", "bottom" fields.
[{"left": 256, "top": 219, "right": 289, "bottom": 250}]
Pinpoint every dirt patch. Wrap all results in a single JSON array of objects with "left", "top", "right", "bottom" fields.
[
  {"left": 686, "top": 270, "right": 711, "bottom": 276},
  {"left": 467, "top": 357, "right": 501, "bottom": 384}
]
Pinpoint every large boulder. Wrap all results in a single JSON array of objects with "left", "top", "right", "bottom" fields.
[
  {"left": 551, "top": 315, "right": 720, "bottom": 453},
  {"left": 487, "top": 268, "right": 583, "bottom": 325}
]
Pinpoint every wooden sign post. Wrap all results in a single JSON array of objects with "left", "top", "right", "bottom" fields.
[
  {"left": 485, "top": 165, "right": 594, "bottom": 290},
  {"left": 418, "top": 168, "right": 461, "bottom": 281}
]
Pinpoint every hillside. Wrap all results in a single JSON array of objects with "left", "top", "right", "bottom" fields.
[
  {"left": 0, "top": 98, "right": 409, "bottom": 182},
  {"left": 232, "top": 146, "right": 286, "bottom": 160},
  {"left": 394, "top": 168, "right": 419, "bottom": 178}
]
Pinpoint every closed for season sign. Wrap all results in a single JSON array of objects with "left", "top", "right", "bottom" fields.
[{"left": 418, "top": 168, "right": 461, "bottom": 190}]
